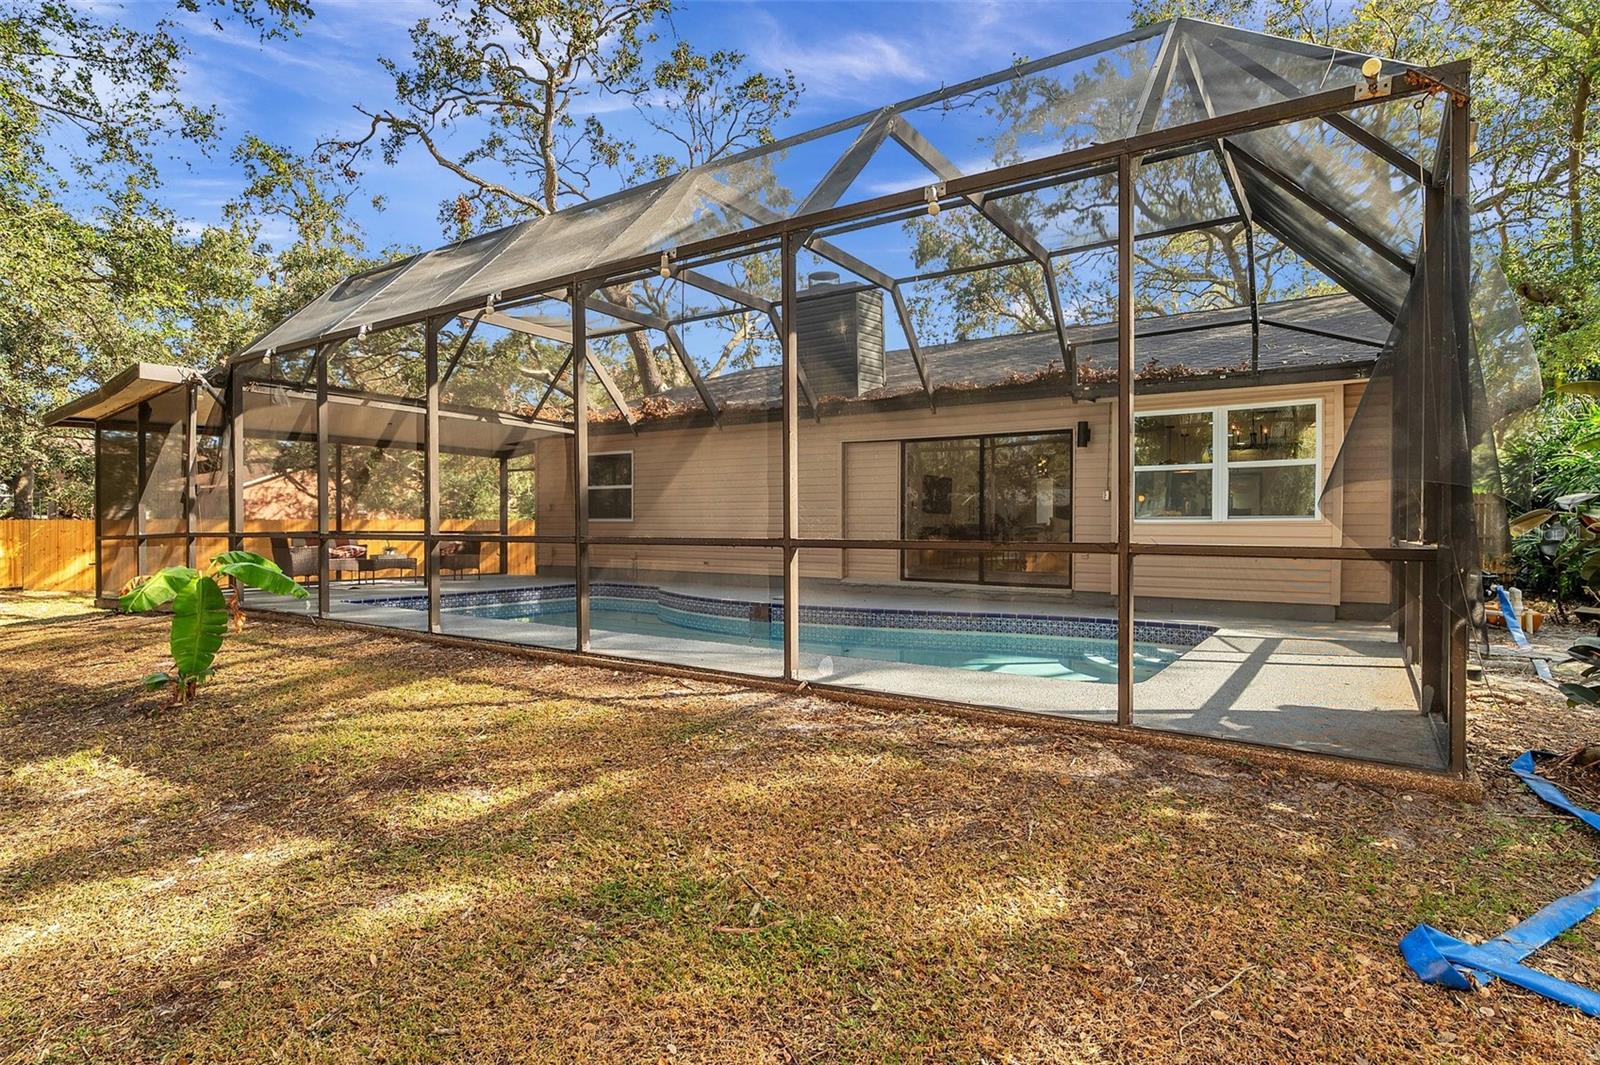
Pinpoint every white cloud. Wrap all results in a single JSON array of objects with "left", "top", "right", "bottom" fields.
[{"left": 747, "top": 15, "right": 929, "bottom": 100}]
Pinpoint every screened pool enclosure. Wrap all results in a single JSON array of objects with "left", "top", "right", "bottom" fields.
[{"left": 50, "top": 19, "right": 1541, "bottom": 774}]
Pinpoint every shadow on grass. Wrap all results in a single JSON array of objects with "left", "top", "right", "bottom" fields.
[{"left": 0, "top": 605, "right": 1594, "bottom": 1061}]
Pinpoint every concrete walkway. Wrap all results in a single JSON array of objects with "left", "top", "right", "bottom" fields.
[{"left": 244, "top": 573, "right": 1443, "bottom": 769}]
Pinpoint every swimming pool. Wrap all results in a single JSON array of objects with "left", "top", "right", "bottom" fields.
[{"left": 354, "top": 583, "right": 1214, "bottom": 683}]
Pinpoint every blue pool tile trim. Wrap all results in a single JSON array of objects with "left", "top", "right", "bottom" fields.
[{"left": 345, "top": 582, "right": 1218, "bottom": 649}]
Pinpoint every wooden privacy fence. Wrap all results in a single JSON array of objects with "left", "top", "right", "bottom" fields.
[
  {"left": 0, "top": 519, "right": 95, "bottom": 593},
  {"left": 4, "top": 518, "right": 538, "bottom": 596}
]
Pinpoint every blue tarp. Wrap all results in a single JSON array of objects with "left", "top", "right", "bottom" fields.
[
  {"left": 1401, "top": 751, "right": 1600, "bottom": 1017},
  {"left": 1494, "top": 584, "right": 1554, "bottom": 684}
]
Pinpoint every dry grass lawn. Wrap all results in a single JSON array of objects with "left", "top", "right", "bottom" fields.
[{"left": 2, "top": 592, "right": 1599, "bottom": 1062}]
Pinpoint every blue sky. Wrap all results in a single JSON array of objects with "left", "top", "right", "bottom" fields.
[{"left": 118, "top": 0, "right": 1144, "bottom": 253}]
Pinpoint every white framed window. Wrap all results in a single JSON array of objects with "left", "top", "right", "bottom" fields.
[
  {"left": 588, "top": 451, "right": 633, "bottom": 522},
  {"left": 1133, "top": 400, "right": 1320, "bottom": 521},
  {"left": 1132, "top": 408, "right": 1215, "bottom": 520}
]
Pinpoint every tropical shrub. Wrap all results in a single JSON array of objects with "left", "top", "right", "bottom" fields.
[
  {"left": 1509, "top": 493, "right": 1600, "bottom": 619},
  {"left": 1562, "top": 636, "right": 1600, "bottom": 707},
  {"left": 1502, "top": 392, "right": 1600, "bottom": 599},
  {"left": 119, "top": 549, "right": 307, "bottom": 704}
]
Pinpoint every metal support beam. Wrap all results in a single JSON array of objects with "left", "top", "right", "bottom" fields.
[
  {"left": 334, "top": 442, "right": 343, "bottom": 533},
  {"left": 135, "top": 400, "right": 149, "bottom": 575},
  {"left": 1226, "top": 143, "right": 1414, "bottom": 272},
  {"left": 1259, "top": 317, "right": 1385, "bottom": 348},
  {"left": 586, "top": 294, "right": 721, "bottom": 422},
  {"left": 763, "top": 307, "right": 819, "bottom": 417},
  {"left": 889, "top": 118, "right": 1051, "bottom": 260},
  {"left": 315, "top": 343, "right": 331, "bottom": 617},
  {"left": 571, "top": 286, "right": 591, "bottom": 653},
  {"left": 780, "top": 231, "right": 801, "bottom": 681},
  {"left": 888, "top": 284, "right": 935, "bottom": 408},
  {"left": 184, "top": 380, "right": 198, "bottom": 568},
  {"left": 227, "top": 368, "right": 244, "bottom": 558},
  {"left": 1133, "top": 22, "right": 1181, "bottom": 135},
  {"left": 93, "top": 426, "right": 104, "bottom": 598},
  {"left": 476, "top": 309, "right": 572, "bottom": 343},
  {"left": 1116, "top": 153, "right": 1135, "bottom": 729},
  {"left": 696, "top": 179, "right": 901, "bottom": 291},
  {"left": 887, "top": 116, "right": 1072, "bottom": 395},
  {"left": 662, "top": 326, "right": 722, "bottom": 424},
  {"left": 1041, "top": 256, "right": 1078, "bottom": 394},
  {"left": 1179, "top": 36, "right": 1260, "bottom": 365},
  {"left": 796, "top": 108, "right": 894, "bottom": 216},
  {"left": 440, "top": 310, "right": 484, "bottom": 388},
  {"left": 498, "top": 455, "right": 510, "bottom": 576},
  {"left": 424, "top": 317, "right": 442, "bottom": 634},
  {"left": 1194, "top": 29, "right": 1434, "bottom": 184},
  {"left": 675, "top": 268, "right": 776, "bottom": 315},
  {"left": 584, "top": 349, "right": 639, "bottom": 432},
  {"left": 530, "top": 350, "right": 575, "bottom": 423},
  {"left": 1444, "top": 80, "right": 1473, "bottom": 776}
]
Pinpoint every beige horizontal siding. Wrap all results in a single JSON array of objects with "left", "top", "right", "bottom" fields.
[
  {"left": 1337, "top": 380, "right": 1394, "bottom": 605},
  {"left": 535, "top": 375, "right": 1384, "bottom": 609},
  {"left": 843, "top": 440, "right": 900, "bottom": 581}
]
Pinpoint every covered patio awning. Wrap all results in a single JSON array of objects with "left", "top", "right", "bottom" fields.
[
  {"left": 47, "top": 362, "right": 569, "bottom": 458},
  {"left": 43, "top": 363, "right": 202, "bottom": 429}
]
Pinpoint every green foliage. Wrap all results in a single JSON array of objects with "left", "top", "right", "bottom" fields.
[
  {"left": 118, "top": 549, "right": 307, "bottom": 705},
  {"left": 0, "top": 1, "right": 314, "bottom": 517},
  {"left": 320, "top": 0, "right": 798, "bottom": 395},
  {"left": 1500, "top": 399, "right": 1600, "bottom": 598},
  {"left": 1509, "top": 492, "right": 1600, "bottom": 608},
  {"left": 1562, "top": 637, "right": 1600, "bottom": 706},
  {"left": 1501, "top": 399, "right": 1600, "bottom": 509}
]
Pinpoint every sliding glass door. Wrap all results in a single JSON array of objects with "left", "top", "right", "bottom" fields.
[{"left": 901, "top": 432, "right": 1073, "bottom": 588}]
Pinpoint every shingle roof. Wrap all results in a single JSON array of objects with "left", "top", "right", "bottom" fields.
[{"left": 662, "top": 292, "right": 1385, "bottom": 413}]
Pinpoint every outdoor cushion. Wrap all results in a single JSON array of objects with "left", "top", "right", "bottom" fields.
[
  {"left": 328, "top": 544, "right": 365, "bottom": 558},
  {"left": 438, "top": 540, "right": 466, "bottom": 555}
]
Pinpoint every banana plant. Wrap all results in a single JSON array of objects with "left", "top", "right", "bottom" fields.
[
  {"left": 1561, "top": 637, "right": 1600, "bottom": 707},
  {"left": 119, "top": 549, "right": 307, "bottom": 705}
]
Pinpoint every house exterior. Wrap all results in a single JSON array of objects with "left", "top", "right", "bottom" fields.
[
  {"left": 538, "top": 288, "right": 1392, "bottom": 620},
  {"left": 45, "top": 20, "right": 1537, "bottom": 774}
]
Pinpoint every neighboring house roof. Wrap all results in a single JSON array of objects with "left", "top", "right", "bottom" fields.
[{"left": 641, "top": 292, "right": 1386, "bottom": 416}]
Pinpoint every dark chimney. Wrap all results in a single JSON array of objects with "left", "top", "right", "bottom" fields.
[{"left": 795, "top": 273, "right": 885, "bottom": 398}]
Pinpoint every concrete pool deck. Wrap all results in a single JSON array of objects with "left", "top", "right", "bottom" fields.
[{"left": 244, "top": 573, "right": 1443, "bottom": 769}]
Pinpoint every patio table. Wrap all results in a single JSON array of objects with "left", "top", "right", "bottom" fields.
[{"left": 357, "top": 554, "right": 419, "bottom": 585}]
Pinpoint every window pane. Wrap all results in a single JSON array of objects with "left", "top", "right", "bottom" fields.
[
  {"left": 1226, "top": 404, "right": 1316, "bottom": 462},
  {"left": 903, "top": 437, "right": 981, "bottom": 582},
  {"left": 986, "top": 434, "right": 1072, "bottom": 539},
  {"left": 1134, "top": 411, "right": 1212, "bottom": 466},
  {"left": 590, "top": 486, "right": 632, "bottom": 520},
  {"left": 1227, "top": 465, "right": 1316, "bottom": 518},
  {"left": 589, "top": 453, "right": 632, "bottom": 487},
  {"left": 1135, "top": 469, "right": 1212, "bottom": 518},
  {"left": 985, "top": 433, "right": 1073, "bottom": 588}
]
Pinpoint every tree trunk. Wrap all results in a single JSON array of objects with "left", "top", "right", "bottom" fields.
[
  {"left": 600, "top": 285, "right": 666, "bottom": 395},
  {"left": 1571, "top": 73, "right": 1591, "bottom": 266},
  {"left": 14, "top": 462, "right": 34, "bottom": 519}
]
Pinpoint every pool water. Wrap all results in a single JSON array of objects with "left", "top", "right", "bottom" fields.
[{"left": 451, "top": 599, "right": 1187, "bottom": 683}]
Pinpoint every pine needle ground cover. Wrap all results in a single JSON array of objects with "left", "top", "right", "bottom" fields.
[{"left": 1, "top": 593, "right": 1597, "bottom": 1063}]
